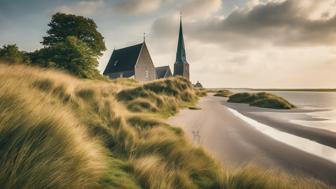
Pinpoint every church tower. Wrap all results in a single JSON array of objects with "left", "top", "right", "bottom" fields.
[{"left": 174, "top": 14, "right": 189, "bottom": 80}]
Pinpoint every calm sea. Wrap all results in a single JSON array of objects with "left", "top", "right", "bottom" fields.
[
  {"left": 221, "top": 89, "right": 336, "bottom": 132},
  {"left": 270, "top": 91, "right": 336, "bottom": 132}
]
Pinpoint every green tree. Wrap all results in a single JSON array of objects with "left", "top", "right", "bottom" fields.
[
  {"left": 32, "top": 36, "right": 102, "bottom": 79},
  {"left": 0, "top": 44, "right": 30, "bottom": 64},
  {"left": 42, "top": 13, "right": 106, "bottom": 56}
]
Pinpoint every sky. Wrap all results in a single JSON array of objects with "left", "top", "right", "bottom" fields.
[{"left": 0, "top": 0, "right": 336, "bottom": 88}]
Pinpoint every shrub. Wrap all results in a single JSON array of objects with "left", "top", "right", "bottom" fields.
[
  {"left": 228, "top": 92, "right": 296, "bottom": 109},
  {"left": 214, "top": 89, "right": 234, "bottom": 97},
  {"left": 0, "top": 44, "right": 30, "bottom": 64},
  {"left": 117, "top": 76, "right": 198, "bottom": 117}
]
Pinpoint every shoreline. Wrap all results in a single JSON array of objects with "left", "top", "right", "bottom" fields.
[
  {"left": 227, "top": 107, "right": 336, "bottom": 164},
  {"left": 207, "top": 88, "right": 336, "bottom": 92},
  {"left": 169, "top": 96, "right": 336, "bottom": 186},
  {"left": 223, "top": 101, "right": 336, "bottom": 149}
]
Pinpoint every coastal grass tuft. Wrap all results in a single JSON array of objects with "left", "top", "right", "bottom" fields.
[
  {"left": 214, "top": 89, "right": 234, "bottom": 97},
  {"left": 0, "top": 62, "right": 327, "bottom": 189},
  {"left": 228, "top": 92, "right": 296, "bottom": 109},
  {"left": 0, "top": 74, "right": 105, "bottom": 189},
  {"left": 195, "top": 88, "right": 208, "bottom": 97},
  {"left": 116, "top": 76, "right": 198, "bottom": 117},
  {"left": 226, "top": 166, "right": 325, "bottom": 189}
]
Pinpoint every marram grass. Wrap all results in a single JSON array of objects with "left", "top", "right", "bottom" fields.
[
  {"left": 228, "top": 92, "right": 296, "bottom": 109},
  {"left": 0, "top": 63, "right": 328, "bottom": 189}
]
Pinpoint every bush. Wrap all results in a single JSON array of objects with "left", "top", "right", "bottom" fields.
[
  {"left": 117, "top": 76, "right": 198, "bottom": 117},
  {"left": 195, "top": 88, "right": 207, "bottom": 97},
  {"left": 30, "top": 36, "right": 103, "bottom": 79},
  {"left": 214, "top": 89, "right": 234, "bottom": 97},
  {"left": 43, "top": 12, "right": 106, "bottom": 56},
  {"left": 0, "top": 44, "right": 30, "bottom": 64},
  {"left": 228, "top": 92, "right": 296, "bottom": 109}
]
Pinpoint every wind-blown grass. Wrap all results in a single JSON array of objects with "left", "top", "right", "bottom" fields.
[
  {"left": 228, "top": 92, "right": 296, "bottom": 109},
  {"left": 214, "top": 89, "right": 234, "bottom": 97},
  {"left": 0, "top": 63, "right": 327, "bottom": 189}
]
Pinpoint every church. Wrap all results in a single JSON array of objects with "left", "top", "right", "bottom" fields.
[{"left": 103, "top": 16, "right": 189, "bottom": 81}]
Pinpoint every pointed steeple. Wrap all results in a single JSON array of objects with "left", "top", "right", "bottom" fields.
[
  {"left": 174, "top": 13, "right": 190, "bottom": 80},
  {"left": 175, "top": 14, "right": 188, "bottom": 64}
]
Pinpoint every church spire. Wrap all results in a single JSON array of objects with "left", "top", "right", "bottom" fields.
[
  {"left": 175, "top": 13, "right": 187, "bottom": 64},
  {"left": 173, "top": 13, "right": 190, "bottom": 80}
]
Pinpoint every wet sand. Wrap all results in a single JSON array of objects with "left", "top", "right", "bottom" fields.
[
  {"left": 223, "top": 101, "right": 336, "bottom": 149},
  {"left": 169, "top": 95, "right": 336, "bottom": 186}
]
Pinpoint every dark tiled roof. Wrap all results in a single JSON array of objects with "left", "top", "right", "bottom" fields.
[
  {"left": 155, "top": 66, "right": 172, "bottom": 78},
  {"left": 103, "top": 43, "right": 143, "bottom": 74},
  {"left": 194, "top": 81, "right": 203, "bottom": 88}
]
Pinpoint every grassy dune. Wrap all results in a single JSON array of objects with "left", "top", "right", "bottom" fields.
[
  {"left": 0, "top": 63, "right": 327, "bottom": 189},
  {"left": 214, "top": 89, "right": 234, "bottom": 97},
  {"left": 228, "top": 92, "right": 296, "bottom": 109}
]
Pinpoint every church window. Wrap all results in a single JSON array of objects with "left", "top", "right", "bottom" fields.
[{"left": 145, "top": 70, "right": 149, "bottom": 78}]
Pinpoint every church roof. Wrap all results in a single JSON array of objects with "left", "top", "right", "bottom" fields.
[
  {"left": 194, "top": 81, "right": 203, "bottom": 88},
  {"left": 175, "top": 16, "right": 188, "bottom": 64},
  {"left": 155, "top": 66, "right": 172, "bottom": 78},
  {"left": 103, "top": 43, "right": 143, "bottom": 74}
]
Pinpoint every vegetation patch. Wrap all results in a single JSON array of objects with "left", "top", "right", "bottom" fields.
[
  {"left": 0, "top": 64, "right": 325, "bottom": 189},
  {"left": 228, "top": 92, "right": 296, "bottom": 109},
  {"left": 214, "top": 89, "right": 234, "bottom": 97},
  {"left": 195, "top": 88, "right": 207, "bottom": 97},
  {"left": 117, "top": 76, "right": 198, "bottom": 117},
  {"left": 189, "top": 106, "right": 201, "bottom": 110}
]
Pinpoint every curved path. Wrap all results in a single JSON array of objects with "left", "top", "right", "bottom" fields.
[{"left": 169, "top": 96, "right": 336, "bottom": 187}]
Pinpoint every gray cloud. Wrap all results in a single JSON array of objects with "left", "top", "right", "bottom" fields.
[
  {"left": 228, "top": 55, "right": 249, "bottom": 65},
  {"left": 55, "top": 0, "right": 171, "bottom": 16},
  {"left": 152, "top": 0, "right": 336, "bottom": 50},
  {"left": 181, "top": 0, "right": 222, "bottom": 18},
  {"left": 55, "top": 0, "right": 104, "bottom": 16},
  {"left": 111, "top": 0, "right": 168, "bottom": 15}
]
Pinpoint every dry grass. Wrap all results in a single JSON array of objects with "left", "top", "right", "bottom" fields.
[
  {"left": 228, "top": 92, "right": 296, "bottom": 109},
  {"left": 0, "top": 63, "right": 328, "bottom": 189},
  {"left": 214, "top": 89, "right": 234, "bottom": 97},
  {"left": 0, "top": 65, "right": 105, "bottom": 188}
]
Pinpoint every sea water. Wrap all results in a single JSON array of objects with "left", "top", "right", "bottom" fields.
[{"left": 270, "top": 91, "right": 336, "bottom": 133}]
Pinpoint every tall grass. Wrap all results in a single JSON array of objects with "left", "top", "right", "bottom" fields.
[
  {"left": 228, "top": 92, "right": 296, "bottom": 109},
  {"left": 0, "top": 72, "right": 105, "bottom": 188},
  {"left": 214, "top": 89, "right": 234, "bottom": 97},
  {"left": 0, "top": 63, "right": 328, "bottom": 189}
]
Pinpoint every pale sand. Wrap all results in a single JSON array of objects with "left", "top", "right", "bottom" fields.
[{"left": 169, "top": 95, "right": 336, "bottom": 186}]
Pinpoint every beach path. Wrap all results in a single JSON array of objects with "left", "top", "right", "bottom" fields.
[{"left": 169, "top": 95, "right": 336, "bottom": 186}]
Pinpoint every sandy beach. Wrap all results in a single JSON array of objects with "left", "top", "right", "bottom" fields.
[
  {"left": 223, "top": 101, "right": 336, "bottom": 149},
  {"left": 169, "top": 95, "right": 336, "bottom": 186}
]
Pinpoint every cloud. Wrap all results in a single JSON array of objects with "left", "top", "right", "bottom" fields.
[
  {"left": 152, "top": 0, "right": 336, "bottom": 50},
  {"left": 111, "top": 0, "right": 167, "bottom": 15},
  {"left": 55, "top": 0, "right": 104, "bottom": 16},
  {"left": 147, "top": 0, "right": 336, "bottom": 88},
  {"left": 181, "top": 0, "right": 222, "bottom": 18},
  {"left": 55, "top": 0, "right": 169, "bottom": 16},
  {"left": 208, "top": 0, "right": 336, "bottom": 47}
]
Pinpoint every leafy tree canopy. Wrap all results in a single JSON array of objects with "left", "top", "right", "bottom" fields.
[
  {"left": 42, "top": 13, "right": 106, "bottom": 56},
  {"left": 32, "top": 36, "right": 103, "bottom": 79},
  {"left": 0, "top": 44, "right": 30, "bottom": 64}
]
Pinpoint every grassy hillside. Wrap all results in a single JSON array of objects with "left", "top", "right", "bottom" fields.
[
  {"left": 214, "top": 89, "right": 234, "bottom": 97},
  {"left": 228, "top": 92, "right": 296, "bottom": 109},
  {"left": 0, "top": 63, "right": 327, "bottom": 189}
]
